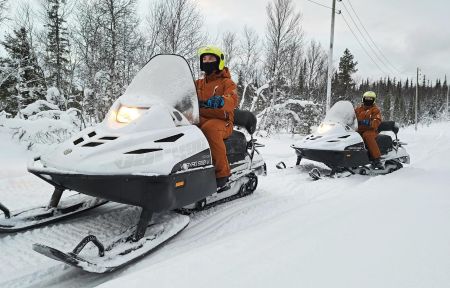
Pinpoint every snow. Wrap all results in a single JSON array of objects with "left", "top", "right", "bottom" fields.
[
  {"left": 45, "top": 87, "right": 62, "bottom": 106},
  {"left": 0, "top": 121, "right": 450, "bottom": 287},
  {"left": 19, "top": 100, "right": 60, "bottom": 119}
]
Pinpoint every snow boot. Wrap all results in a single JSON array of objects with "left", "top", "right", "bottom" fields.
[
  {"left": 216, "top": 176, "right": 230, "bottom": 192},
  {"left": 371, "top": 158, "right": 384, "bottom": 170}
]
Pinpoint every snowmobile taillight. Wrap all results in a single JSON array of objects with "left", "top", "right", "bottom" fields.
[
  {"left": 116, "top": 106, "right": 147, "bottom": 124},
  {"left": 175, "top": 181, "right": 185, "bottom": 188}
]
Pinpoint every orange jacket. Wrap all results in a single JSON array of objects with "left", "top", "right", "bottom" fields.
[
  {"left": 195, "top": 67, "right": 238, "bottom": 125},
  {"left": 355, "top": 104, "right": 382, "bottom": 132}
]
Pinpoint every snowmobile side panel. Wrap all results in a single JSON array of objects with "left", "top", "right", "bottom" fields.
[{"left": 29, "top": 167, "right": 216, "bottom": 212}]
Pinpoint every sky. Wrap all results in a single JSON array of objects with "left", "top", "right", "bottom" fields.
[{"left": 168, "top": 0, "right": 450, "bottom": 83}]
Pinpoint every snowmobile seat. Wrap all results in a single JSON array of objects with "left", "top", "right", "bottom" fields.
[
  {"left": 378, "top": 121, "right": 399, "bottom": 135},
  {"left": 234, "top": 109, "right": 257, "bottom": 134},
  {"left": 224, "top": 130, "right": 248, "bottom": 164},
  {"left": 376, "top": 134, "right": 393, "bottom": 154}
]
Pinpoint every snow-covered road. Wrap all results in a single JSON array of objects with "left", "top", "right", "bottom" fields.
[{"left": 1, "top": 123, "right": 449, "bottom": 288}]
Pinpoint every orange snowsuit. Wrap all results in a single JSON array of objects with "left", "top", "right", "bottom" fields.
[
  {"left": 355, "top": 104, "right": 382, "bottom": 159},
  {"left": 195, "top": 67, "right": 239, "bottom": 178}
]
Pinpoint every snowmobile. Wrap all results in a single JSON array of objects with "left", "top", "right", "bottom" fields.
[
  {"left": 1, "top": 54, "right": 266, "bottom": 272},
  {"left": 286, "top": 101, "right": 409, "bottom": 180}
]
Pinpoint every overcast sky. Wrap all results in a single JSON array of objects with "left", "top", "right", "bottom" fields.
[{"left": 158, "top": 0, "right": 449, "bottom": 82}]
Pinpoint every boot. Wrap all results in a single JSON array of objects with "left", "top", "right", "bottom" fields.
[
  {"left": 216, "top": 176, "right": 229, "bottom": 192},
  {"left": 371, "top": 158, "right": 384, "bottom": 170}
]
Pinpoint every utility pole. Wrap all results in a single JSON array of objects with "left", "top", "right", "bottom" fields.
[
  {"left": 325, "top": 0, "right": 337, "bottom": 112},
  {"left": 415, "top": 67, "right": 419, "bottom": 131}
]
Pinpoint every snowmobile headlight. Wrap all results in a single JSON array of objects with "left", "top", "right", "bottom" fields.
[
  {"left": 116, "top": 106, "right": 146, "bottom": 123},
  {"left": 317, "top": 123, "right": 334, "bottom": 134}
]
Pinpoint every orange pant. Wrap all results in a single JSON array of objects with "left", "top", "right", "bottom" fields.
[
  {"left": 359, "top": 130, "right": 381, "bottom": 159},
  {"left": 200, "top": 119, "right": 233, "bottom": 178}
]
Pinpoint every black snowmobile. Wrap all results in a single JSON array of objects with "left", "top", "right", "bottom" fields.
[{"left": 0, "top": 54, "right": 266, "bottom": 273}]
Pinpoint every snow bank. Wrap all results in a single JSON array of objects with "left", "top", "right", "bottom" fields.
[
  {"left": 1, "top": 101, "right": 83, "bottom": 150},
  {"left": 20, "top": 99, "right": 60, "bottom": 119}
]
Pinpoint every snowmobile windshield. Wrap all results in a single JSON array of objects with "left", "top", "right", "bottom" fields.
[
  {"left": 119, "top": 54, "right": 199, "bottom": 124},
  {"left": 323, "top": 101, "right": 357, "bottom": 130}
]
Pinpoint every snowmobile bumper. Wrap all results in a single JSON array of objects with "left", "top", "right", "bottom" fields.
[
  {"left": 28, "top": 158, "right": 216, "bottom": 212},
  {"left": 293, "top": 147, "right": 370, "bottom": 168}
]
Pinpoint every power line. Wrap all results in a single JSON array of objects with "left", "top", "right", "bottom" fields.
[
  {"left": 340, "top": 1, "right": 396, "bottom": 75},
  {"left": 345, "top": 0, "right": 402, "bottom": 74},
  {"left": 340, "top": 13, "right": 389, "bottom": 76},
  {"left": 304, "top": 0, "right": 341, "bottom": 13}
]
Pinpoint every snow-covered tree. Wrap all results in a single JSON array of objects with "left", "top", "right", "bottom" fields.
[
  {"left": 0, "top": 26, "right": 46, "bottom": 115},
  {"left": 0, "top": 0, "right": 8, "bottom": 25},
  {"left": 236, "top": 26, "right": 261, "bottom": 110},
  {"left": 221, "top": 31, "right": 239, "bottom": 73},
  {"left": 261, "top": 0, "right": 303, "bottom": 130},
  {"left": 74, "top": 0, "right": 144, "bottom": 121},
  {"left": 145, "top": 0, "right": 206, "bottom": 72}
]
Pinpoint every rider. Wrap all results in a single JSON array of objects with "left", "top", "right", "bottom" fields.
[
  {"left": 196, "top": 46, "right": 238, "bottom": 190},
  {"left": 355, "top": 91, "right": 384, "bottom": 169}
]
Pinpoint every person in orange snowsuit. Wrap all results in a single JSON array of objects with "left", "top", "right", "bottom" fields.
[
  {"left": 196, "top": 46, "right": 238, "bottom": 189},
  {"left": 355, "top": 91, "right": 384, "bottom": 169}
]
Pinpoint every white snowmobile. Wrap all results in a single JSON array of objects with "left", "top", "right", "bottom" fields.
[
  {"left": 1, "top": 54, "right": 266, "bottom": 272},
  {"left": 288, "top": 101, "right": 409, "bottom": 180}
]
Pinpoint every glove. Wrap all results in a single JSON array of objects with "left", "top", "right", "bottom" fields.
[
  {"left": 206, "top": 95, "right": 224, "bottom": 109},
  {"left": 358, "top": 119, "right": 370, "bottom": 126}
]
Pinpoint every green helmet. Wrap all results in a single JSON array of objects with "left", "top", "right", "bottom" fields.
[
  {"left": 362, "top": 91, "right": 376, "bottom": 102},
  {"left": 198, "top": 45, "right": 225, "bottom": 70}
]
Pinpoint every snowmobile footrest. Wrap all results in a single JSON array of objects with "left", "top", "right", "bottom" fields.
[
  {"left": 72, "top": 235, "right": 105, "bottom": 257},
  {"left": 0, "top": 202, "right": 10, "bottom": 219}
]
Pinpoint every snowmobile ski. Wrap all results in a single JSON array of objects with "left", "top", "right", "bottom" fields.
[
  {"left": 0, "top": 193, "right": 107, "bottom": 233},
  {"left": 308, "top": 159, "right": 402, "bottom": 180},
  {"left": 32, "top": 212, "right": 189, "bottom": 273},
  {"left": 308, "top": 168, "right": 321, "bottom": 180},
  {"left": 308, "top": 167, "right": 353, "bottom": 180}
]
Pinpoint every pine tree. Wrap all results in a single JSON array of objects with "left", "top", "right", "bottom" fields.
[
  {"left": 0, "top": 27, "right": 46, "bottom": 115},
  {"left": 382, "top": 93, "right": 391, "bottom": 120},
  {"left": 335, "top": 48, "right": 358, "bottom": 100},
  {"left": 45, "top": 0, "right": 70, "bottom": 108}
]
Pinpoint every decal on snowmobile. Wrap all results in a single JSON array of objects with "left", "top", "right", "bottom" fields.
[
  {"left": 114, "top": 138, "right": 209, "bottom": 170},
  {"left": 171, "top": 148, "right": 212, "bottom": 173}
]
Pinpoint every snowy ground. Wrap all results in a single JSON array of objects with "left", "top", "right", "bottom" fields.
[{"left": 1, "top": 122, "right": 449, "bottom": 288}]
